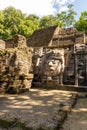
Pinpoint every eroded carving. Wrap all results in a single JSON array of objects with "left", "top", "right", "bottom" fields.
[
  {"left": 43, "top": 49, "right": 64, "bottom": 76},
  {"left": 32, "top": 48, "right": 65, "bottom": 84}
]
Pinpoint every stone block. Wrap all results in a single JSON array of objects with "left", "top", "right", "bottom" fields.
[
  {"left": 0, "top": 40, "right": 5, "bottom": 50},
  {"left": 23, "top": 79, "right": 32, "bottom": 89},
  {"left": 13, "top": 34, "right": 26, "bottom": 47}
]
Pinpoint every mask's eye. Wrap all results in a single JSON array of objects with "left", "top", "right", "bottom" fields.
[
  {"left": 52, "top": 61, "right": 56, "bottom": 64},
  {"left": 46, "top": 60, "right": 50, "bottom": 64}
]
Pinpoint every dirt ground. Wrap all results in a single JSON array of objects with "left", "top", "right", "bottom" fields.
[
  {"left": 0, "top": 89, "right": 87, "bottom": 130},
  {"left": 0, "top": 89, "right": 75, "bottom": 130},
  {"left": 60, "top": 97, "right": 87, "bottom": 130}
]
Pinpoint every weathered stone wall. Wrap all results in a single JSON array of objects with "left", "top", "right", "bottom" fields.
[
  {"left": 52, "top": 28, "right": 85, "bottom": 47},
  {"left": 32, "top": 48, "right": 65, "bottom": 86},
  {"left": 32, "top": 43, "right": 87, "bottom": 87},
  {"left": 5, "top": 39, "right": 14, "bottom": 48},
  {"left": 0, "top": 35, "right": 33, "bottom": 94},
  {"left": 0, "top": 40, "right": 5, "bottom": 50}
]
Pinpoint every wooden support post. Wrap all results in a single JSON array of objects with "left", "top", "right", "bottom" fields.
[{"left": 74, "top": 54, "right": 78, "bottom": 86}]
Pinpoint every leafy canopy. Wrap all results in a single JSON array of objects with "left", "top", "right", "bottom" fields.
[{"left": 75, "top": 11, "right": 87, "bottom": 34}]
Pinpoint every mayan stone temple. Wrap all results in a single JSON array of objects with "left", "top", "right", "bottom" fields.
[
  {"left": 27, "top": 25, "right": 87, "bottom": 91},
  {"left": 0, "top": 25, "right": 87, "bottom": 130},
  {"left": 0, "top": 25, "right": 87, "bottom": 94}
]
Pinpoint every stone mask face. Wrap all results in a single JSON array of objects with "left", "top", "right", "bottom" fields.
[
  {"left": 43, "top": 49, "right": 65, "bottom": 77},
  {"left": 43, "top": 59, "right": 62, "bottom": 76}
]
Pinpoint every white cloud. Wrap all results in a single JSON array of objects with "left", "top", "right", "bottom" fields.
[
  {"left": 0, "top": 0, "right": 56, "bottom": 17},
  {"left": 53, "top": 0, "right": 69, "bottom": 6},
  {"left": 59, "top": 6, "right": 68, "bottom": 12},
  {"left": 52, "top": 0, "right": 76, "bottom": 13},
  {"left": 0, "top": 0, "right": 76, "bottom": 16},
  {"left": 52, "top": 0, "right": 75, "bottom": 6}
]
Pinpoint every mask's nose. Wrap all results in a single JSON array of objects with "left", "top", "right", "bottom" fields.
[{"left": 48, "top": 61, "right": 53, "bottom": 67}]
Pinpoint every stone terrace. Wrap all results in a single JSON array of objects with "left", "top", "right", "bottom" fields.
[{"left": 0, "top": 89, "right": 77, "bottom": 130}]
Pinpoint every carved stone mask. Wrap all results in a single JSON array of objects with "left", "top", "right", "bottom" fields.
[{"left": 43, "top": 49, "right": 65, "bottom": 76}]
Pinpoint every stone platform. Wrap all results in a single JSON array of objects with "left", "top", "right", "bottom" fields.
[
  {"left": 0, "top": 89, "right": 77, "bottom": 130},
  {"left": 32, "top": 82, "right": 87, "bottom": 92}
]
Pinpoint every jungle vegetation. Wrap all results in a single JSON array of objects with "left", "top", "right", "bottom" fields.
[{"left": 0, "top": 4, "right": 87, "bottom": 39}]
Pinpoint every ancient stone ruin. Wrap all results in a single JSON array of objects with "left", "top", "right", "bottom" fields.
[
  {"left": 27, "top": 25, "right": 87, "bottom": 90},
  {"left": 0, "top": 35, "right": 33, "bottom": 94},
  {"left": 0, "top": 25, "right": 87, "bottom": 94}
]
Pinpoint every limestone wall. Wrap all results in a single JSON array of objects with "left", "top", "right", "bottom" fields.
[
  {"left": 0, "top": 35, "right": 33, "bottom": 94},
  {"left": 32, "top": 43, "right": 87, "bottom": 87},
  {"left": 0, "top": 40, "right": 5, "bottom": 50},
  {"left": 5, "top": 39, "right": 14, "bottom": 48}
]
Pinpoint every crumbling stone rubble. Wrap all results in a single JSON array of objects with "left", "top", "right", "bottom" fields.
[{"left": 0, "top": 35, "right": 33, "bottom": 94}]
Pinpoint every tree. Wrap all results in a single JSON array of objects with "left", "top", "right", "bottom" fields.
[
  {"left": 66, "top": 4, "right": 77, "bottom": 27},
  {"left": 19, "top": 14, "right": 39, "bottom": 37},
  {"left": 0, "top": 7, "right": 40, "bottom": 39},
  {"left": 19, "top": 19, "right": 39, "bottom": 38},
  {"left": 39, "top": 15, "right": 56, "bottom": 28},
  {"left": 56, "top": 4, "right": 76, "bottom": 28},
  {"left": 75, "top": 11, "right": 87, "bottom": 34},
  {"left": 2, "top": 6, "right": 25, "bottom": 38},
  {"left": 0, "top": 4, "right": 77, "bottom": 39},
  {"left": 26, "top": 14, "right": 39, "bottom": 21},
  {"left": 26, "top": 14, "right": 39, "bottom": 31},
  {"left": 0, "top": 11, "right": 4, "bottom": 38},
  {"left": 56, "top": 11, "right": 67, "bottom": 28}
]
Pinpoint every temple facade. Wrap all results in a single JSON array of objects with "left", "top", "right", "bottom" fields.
[{"left": 27, "top": 26, "right": 87, "bottom": 88}]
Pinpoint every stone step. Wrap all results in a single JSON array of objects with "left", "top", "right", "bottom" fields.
[{"left": 32, "top": 82, "right": 87, "bottom": 92}]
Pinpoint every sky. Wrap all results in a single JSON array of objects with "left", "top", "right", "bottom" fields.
[{"left": 0, "top": 0, "right": 87, "bottom": 20}]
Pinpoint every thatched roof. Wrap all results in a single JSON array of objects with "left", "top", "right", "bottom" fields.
[
  {"left": 27, "top": 25, "right": 59, "bottom": 47},
  {"left": 27, "top": 26, "right": 85, "bottom": 47}
]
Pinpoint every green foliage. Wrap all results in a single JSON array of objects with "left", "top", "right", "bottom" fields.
[
  {"left": 19, "top": 20, "right": 38, "bottom": 37},
  {"left": 0, "top": 7, "right": 40, "bottom": 39},
  {"left": 3, "top": 6, "right": 25, "bottom": 38},
  {"left": 1, "top": 3, "right": 87, "bottom": 48},
  {"left": 26, "top": 14, "right": 39, "bottom": 21},
  {"left": 0, "top": 11, "right": 4, "bottom": 23},
  {"left": 25, "top": 14, "right": 40, "bottom": 37},
  {"left": 39, "top": 15, "right": 56, "bottom": 28},
  {"left": 75, "top": 11, "right": 87, "bottom": 34},
  {"left": 0, "top": 11, "right": 5, "bottom": 38},
  {"left": 18, "top": 14, "right": 39, "bottom": 38},
  {"left": 39, "top": 4, "right": 76, "bottom": 29},
  {"left": 33, "top": 4, "right": 76, "bottom": 30},
  {"left": 56, "top": 11, "right": 66, "bottom": 27},
  {"left": 56, "top": 4, "right": 76, "bottom": 28},
  {"left": 66, "top": 4, "right": 77, "bottom": 27}
]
